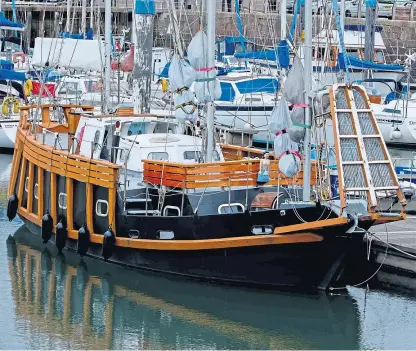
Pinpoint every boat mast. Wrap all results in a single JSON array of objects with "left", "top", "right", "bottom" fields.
[
  {"left": 302, "top": 0, "right": 312, "bottom": 201},
  {"left": 104, "top": 0, "right": 112, "bottom": 113},
  {"left": 205, "top": 0, "right": 216, "bottom": 163},
  {"left": 66, "top": 0, "right": 71, "bottom": 32},
  {"left": 90, "top": 0, "right": 94, "bottom": 34},
  {"left": 81, "top": 0, "right": 87, "bottom": 35},
  {"left": 364, "top": 0, "right": 377, "bottom": 76},
  {"left": 132, "top": 0, "right": 155, "bottom": 114}
]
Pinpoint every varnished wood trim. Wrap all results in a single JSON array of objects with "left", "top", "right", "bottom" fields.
[
  {"left": 50, "top": 172, "right": 57, "bottom": 226},
  {"left": 86, "top": 183, "right": 94, "bottom": 233},
  {"left": 66, "top": 178, "right": 74, "bottom": 231},
  {"left": 274, "top": 217, "right": 349, "bottom": 234},
  {"left": 37, "top": 168, "right": 44, "bottom": 219},
  {"left": 108, "top": 187, "right": 116, "bottom": 236},
  {"left": 18, "top": 207, "right": 42, "bottom": 226},
  {"left": 17, "top": 158, "right": 27, "bottom": 206},
  {"left": 27, "top": 162, "right": 34, "bottom": 213}
]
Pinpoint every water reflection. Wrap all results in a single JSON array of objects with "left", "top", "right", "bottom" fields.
[{"left": 7, "top": 226, "right": 361, "bottom": 350}]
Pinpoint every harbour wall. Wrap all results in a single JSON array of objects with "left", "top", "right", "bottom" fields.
[{"left": 2, "top": 5, "right": 416, "bottom": 64}]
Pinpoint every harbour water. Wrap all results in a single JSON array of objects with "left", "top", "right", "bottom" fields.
[{"left": 1, "top": 153, "right": 416, "bottom": 349}]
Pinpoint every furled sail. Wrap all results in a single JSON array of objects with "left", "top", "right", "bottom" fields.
[
  {"left": 31, "top": 37, "right": 104, "bottom": 71},
  {"left": 187, "top": 31, "right": 221, "bottom": 103},
  {"left": 168, "top": 54, "right": 197, "bottom": 123},
  {"left": 284, "top": 56, "right": 306, "bottom": 144}
]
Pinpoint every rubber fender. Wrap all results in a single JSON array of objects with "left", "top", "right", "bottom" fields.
[
  {"left": 41, "top": 211, "right": 53, "bottom": 244},
  {"left": 7, "top": 193, "right": 18, "bottom": 221},
  {"left": 55, "top": 218, "right": 67, "bottom": 253},
  {"left": 77, "top": 224, "right": 90, "bottom": 256},
  {"left": 102, "top": 227, "right": 116, "bottom": 261}
]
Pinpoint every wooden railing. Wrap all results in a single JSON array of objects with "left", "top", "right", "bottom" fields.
[{"left": 143, "top": 159, "right": 317, "bottom": 189}]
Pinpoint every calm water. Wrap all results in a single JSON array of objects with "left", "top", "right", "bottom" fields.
[{"left": 1, "top": 153, "right": 416, "bottom": 349}]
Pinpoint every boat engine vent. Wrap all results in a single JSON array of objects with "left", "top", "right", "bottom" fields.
[{"left": 329, "top": 84, "right": 405, "bottom": 212}]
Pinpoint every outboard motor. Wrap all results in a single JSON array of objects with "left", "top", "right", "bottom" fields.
[
  {"left": 102, "top": 227, "right": 115, "bottom": 261},
  {"left": 7, "top": 192, "right": 18, "bottom": 221},
  {"left": 77, "top": 224, "right": 90, "bottom": 256},
  {"left": 55, "top": 218, "right": 67, "bottom": 253},
  {"left": 41, "top": 210, "right": 53, "bottom": 244}
]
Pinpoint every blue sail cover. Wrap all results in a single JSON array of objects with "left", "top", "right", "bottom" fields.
[
  {"left": 0, "top": 69, "right": 25, "bottom": 81},
  {"left": 58, "top": 28, "right": 94, "bottom": 40},
  {"left": 235, "top": 49, "right": 277, "bottom": 61},
  {"left": 337, "top": 53, "right": 404, "bottom": 71},
  {"left": 0, "top": 12, "right": 23, "bottom": 29},
  {"left": 278, "top": 40, "right": 290, "bottom": 68},
  {"left": 0, "top": 59, "right": 14, "bottom": 70}
]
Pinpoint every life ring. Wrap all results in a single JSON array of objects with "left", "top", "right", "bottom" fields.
[
  {"left": 2, "top": 96, "right": 20, "bottom": 115},
  {"left": 12, "top": 52, "right": 25, "bottom": 66}
]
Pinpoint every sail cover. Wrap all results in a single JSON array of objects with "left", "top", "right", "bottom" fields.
[
  {"left": 0, "top": 12, "right": 24, "bottom": 31},
  {"left": 31, "top": 38, "right": 104, "bottom": 71}
]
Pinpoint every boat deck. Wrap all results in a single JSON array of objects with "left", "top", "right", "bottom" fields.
[{"left": 372, "top": 216, "right": 416, "bottom": 250}]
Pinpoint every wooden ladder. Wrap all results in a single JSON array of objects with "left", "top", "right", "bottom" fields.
[{"left": 329, "top": 84, "right": 405, "bottom": 212}]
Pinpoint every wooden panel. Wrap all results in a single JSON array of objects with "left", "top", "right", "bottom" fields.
[
  {"left": 27, "top": 162, "right": 34, "bottom": 213},
  {"left": 8, "top": 141, "right": 22, "bottom": 196},
  {"left": 274, "top": 217, "right": 348, "bottom": 234}
]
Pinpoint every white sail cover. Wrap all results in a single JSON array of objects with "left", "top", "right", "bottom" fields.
[
  {"left": 187, "top": 31, "right": 221, "bottom": 102},
  {"left": 168, "top": 54, "right": 197, "bottom": 123},
  {"left": 31, "top": 37, "right": 104, "bottom": 71}
]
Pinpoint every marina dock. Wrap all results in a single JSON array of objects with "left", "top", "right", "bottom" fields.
[{"left": 367, "top": 217, "right": 416, "bottom": 291}]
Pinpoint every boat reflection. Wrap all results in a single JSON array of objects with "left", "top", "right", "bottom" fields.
[{"left": 7, "top": 226, "right": 361, "bottom": 349}]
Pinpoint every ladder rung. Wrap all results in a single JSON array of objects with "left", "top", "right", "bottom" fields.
[
  {"left": 362, "top": 135, "right": 383, "bottom": 138},
  {"left": 336, "top": 109, "right": 372, "bottom": 113},
  {"left": 339, "top": 135, "right": 358, "bottom": 138},
  {"left": 342, "top": 161, "right": 364, "bottom": 165},
  {"left": 374, "top": 186, "right": 399, "bottom": 191},
  {"left": 345, "top": 187, "right": 369, "bottom": 191},
  {"left": 368, "top": 160, "right": 389, "bottom": 164}
]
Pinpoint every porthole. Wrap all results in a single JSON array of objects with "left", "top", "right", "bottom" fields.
[
  {"left": 163, "top": 205, "right": 181, "bottom": 216},
  {"left": 58, "top": 193, "right": 67, "bottom": 209},
  {"left": 96, "top": 200, "right": 109, "bottom": 217},
  {"left": 218, "top": 203, "right": 245, "bottom": 214},
  {"left": 34, "top": 184, "right": 39, "bottom": 199},
  {"left": 128, "top": 230, "right": 140, "bottom": 239},
  {"left": 251, "top": 225, "right": 273, "bottom": 235},
  {"left": 157, "top": 230, "right": 175, "bottom": 240}
]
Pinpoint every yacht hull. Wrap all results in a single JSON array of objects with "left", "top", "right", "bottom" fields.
[
  {"left": 0, "top": 120, "right": 17, "bottom": 149},
  {"left": 19, "top": 214, "right": 366, "bottom": 290}
]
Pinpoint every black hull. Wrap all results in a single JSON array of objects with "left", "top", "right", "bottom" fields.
[{"left": 19, "top": 215, "right": 365, "bottom": 291}]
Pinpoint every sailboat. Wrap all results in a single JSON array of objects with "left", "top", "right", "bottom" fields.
[{"left": 6, "top": 0, "right": 406, "bottom": 290}]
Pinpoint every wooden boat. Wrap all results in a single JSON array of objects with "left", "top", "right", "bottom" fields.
[{"left": 6, "top": 85, "right": 407, "bottom": 290}]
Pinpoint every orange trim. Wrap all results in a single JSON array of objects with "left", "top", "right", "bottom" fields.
[
  {"left": 108, "top": 187, "right": 116, "bottom": 236},
  {"left": 8, "top": 141, "right": 22, "bottom": 196},
  {"left": 274, "top": 217, "right": 349, "bottom": 234}
]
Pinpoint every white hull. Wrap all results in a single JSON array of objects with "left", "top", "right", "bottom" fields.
[
  {"left": 214, "top": 104, "right": 275, "bottom": 142},
  {"left": 0, "top": 120, "right": 18, "bottom": 149}
]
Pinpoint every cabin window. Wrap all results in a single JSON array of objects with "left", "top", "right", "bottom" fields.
[
  {"left": 58, "top": 193, "right": 67, "bottom": 209},
  {"left": 34, "top": 184, "right": 38, "bottom": 199},
  {"left": 96, "top": 200, "right": 109, "bottom": 217},
  {"left": 163, "top": 206, "right": 181, "bottom": 217},
  {"left": 375, "top": 51, "right": 384, "bottom": 63},
  {"left": 251, "top": 225, "right": 274, "bottom": 235},
  {"left": 157, "top": 230, "right": 175, "bottom": 240},
  {"left": 24, "top": 177, "right": 29, "bottom": 192},
  {"left": 183, "top": 151, "right": 204, "bottom": 163},
  {"left": 218, "top": 203, "right": 245, "bottom": 214},
  {"left": 382, "top": 108, "right": 401, "bottom": 115},
  {"left": 148, "top": 152, "right": 169, "bottom": 161}
]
